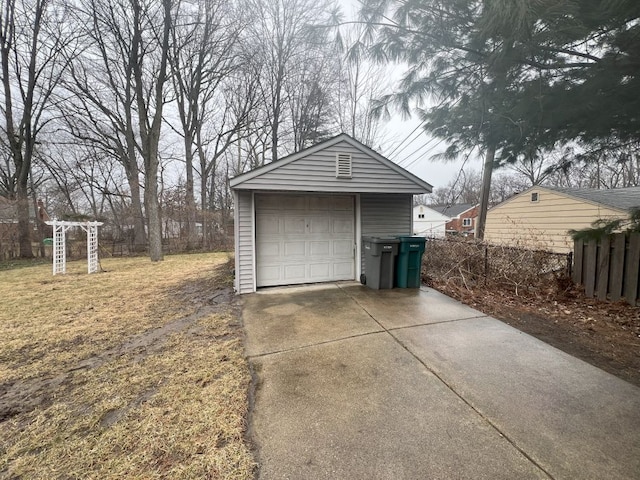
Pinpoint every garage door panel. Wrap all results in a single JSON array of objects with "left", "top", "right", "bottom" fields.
[
  {"left": 255, "top": 194, "right": 355, "bottom": 287},
  {"left": 257, "top": 214, "right": 281, "bottom": 234},
  {"left": 259, "top": 195, "right": 283, "bottom": 210},
  {"left": 309, "top": 217, "right": 330, "bottom": 233},
  {"left": 284, "top": 264, "right": 306, "bottom": 280},
  {"left": 288, "top": 195, "right": 306, "bottom": 210},
  {"left": 284, "top": 241, "right": 305, "bottom": 256},
  {"left": 333, "top": 240, "right": 353, "bottom": 256},
  {"left": 258, "top": 265, "right": 281, "bottom": 284},
  {"left": 333, "top": 262, "right": 354, "bottom": 276},
  {"left": 309, "top": 263, "right": 330, "bottom": 279},
  {"left": 333, "top": 218, "right": 354, "bottom": 234},
  {"left": 284, "top": 217, "right": 306, "bottom": 234},
  {"left": 257, "top": 241, "right": 280, "bottom": 257},
  {"left": 310, "top": 241, "right": 330, "bottom": 256},
  {"left": 309, "top": 197, "right": 331, "bottom": 211},
  {"left": 332, "top": 196, "right": 353, "bottom": 210}
]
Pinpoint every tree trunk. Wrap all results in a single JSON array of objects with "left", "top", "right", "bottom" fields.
[
  {"left": 126, "top": 162, "right": 147, "bottom": 250},
  {"left": 476, "top": 143, "right": 495, "bottom": 241},
  {"left": 145, "top": 162, "right": 163, "bottom": 261},
  {"left": 184, "top": 132, "right": 197, "bottom": 249},
  {"left": 131, "top": 0, "right": 171, "bottom": 262},
  {"left": 16, "top": 186, "right": 33, "bottom": 258}
]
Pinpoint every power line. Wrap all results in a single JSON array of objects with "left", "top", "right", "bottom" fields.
[
  {"left": 386, "top": 120, "right": 426, "bottom": 160},
  {"left": 402, "top": 137, "right": 447, "bottom": 170}
]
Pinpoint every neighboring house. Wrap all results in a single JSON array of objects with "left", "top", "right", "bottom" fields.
[
  {"left": 484, "top": 185, "right": 640, "bottom": 253},
  {"left": 412, "top": 204, "right": 450, "bottom": 237},
  {"left": 230, "top": 133, "right": 432, "bottom": 294},
  {"left": 432, "top": 203, "right": 479, "bottom": 237},
  {"left": 163, "top": 218, "right": 203, "bottom": 239}
]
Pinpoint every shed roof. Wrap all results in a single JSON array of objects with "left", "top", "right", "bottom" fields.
[{"left": 230, "top": 133, "right": 432, "bottom": 194}]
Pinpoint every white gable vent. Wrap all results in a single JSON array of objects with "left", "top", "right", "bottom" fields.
[{"left": 336, "top": 153, "right": 352, "bottom": 178}]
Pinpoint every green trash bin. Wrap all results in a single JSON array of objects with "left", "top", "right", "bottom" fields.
[
  {"left": 362, "top": 236, "right": 399, "bottom": 289},
  {"left": 395, "top": 236, "right": 426, "bottom": 288}
]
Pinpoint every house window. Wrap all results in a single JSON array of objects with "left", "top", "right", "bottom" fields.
[
  {"left": 336, "top": 153, "right": 352, "bottom": 178},
  {"left": 531, "top": 192, "right": 539, "bottom": 202},
  {"left": 418, "top": 214, "right": 425, "bottom": 219},
  {"left": 462, "top": 218, "right": 472, "bottom": 227}
]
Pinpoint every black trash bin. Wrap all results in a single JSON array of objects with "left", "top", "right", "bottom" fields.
[
  {"left": 395, "top": 236, "right": 426, "bottom": 288},
  {"left": 362, "top": 236, "right": 399, "bottom": 289}
]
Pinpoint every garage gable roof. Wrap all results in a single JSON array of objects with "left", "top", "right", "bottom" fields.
[{"left": 230, "top": 133, "right": 432, "bottom": 194}]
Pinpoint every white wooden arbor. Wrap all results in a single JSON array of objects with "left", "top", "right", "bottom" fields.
[{"left": 45, "top": 220, "right": 104, "bottom": 275}]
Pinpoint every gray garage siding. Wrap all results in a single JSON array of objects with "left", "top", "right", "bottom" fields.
[
  {"left": 233, "top": 141, "right": 423, "bottom": 194},
  {"left": 235, "top": 190, "right": 255, "bottom": 294},
  {"left": 360, "top": 193, "right": 412, "bottom": 275}
]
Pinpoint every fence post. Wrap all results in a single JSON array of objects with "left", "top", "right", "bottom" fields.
[
  {"left": 573, "top": 239, "right": 583, "bottom": 284},
  {"left": 584, "top": 240, "right": 597, "bottom": 297},
  {"left": 596, "top": 235, "right": 611, "bottom": 301},
  {"left": 609, "top": 233, "right": 626, "bottom": 301},
  {"left": 567, "top": 251, "right": 573, "bottom": 278},
  {"left": 624, "top": 233, "right": 640, "bottom": 306}
]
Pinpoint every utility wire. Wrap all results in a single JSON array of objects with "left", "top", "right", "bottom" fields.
[
  {"left": 386, "top": 120, "right": 426, "bottom": 160},
  {"left": 402, "top": 137, "right": 447, "bottom": 170}
]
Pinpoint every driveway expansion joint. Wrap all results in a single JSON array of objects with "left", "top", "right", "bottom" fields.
[
  {"left": 246, "top": 329, "right": 386, "bottom": 360},
  {"left": 337, "top": 283, "right": 555, "bottom": 480},
  {"left": 385, "top": 314, "right": 489, "bottom": 332}
]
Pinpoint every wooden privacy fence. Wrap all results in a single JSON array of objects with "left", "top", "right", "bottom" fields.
[{"left": 573, "top": 233, "right": 640, "bottom": 306}]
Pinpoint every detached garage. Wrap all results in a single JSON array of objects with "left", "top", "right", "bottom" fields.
[{"left": 230, "top": 134, "right": 432, "bottom": 294}]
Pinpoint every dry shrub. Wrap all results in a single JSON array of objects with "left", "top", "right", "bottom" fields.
[{"left": 423, "top": 237, "right": 572, "bottom": 296}]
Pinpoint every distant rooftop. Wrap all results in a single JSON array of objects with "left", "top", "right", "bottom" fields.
[
  {"left": 431, "top": 203, "right": 477, "bottom": 218},
  {"left": 550, "top": 186, "right": 640, "bottom": 212}
]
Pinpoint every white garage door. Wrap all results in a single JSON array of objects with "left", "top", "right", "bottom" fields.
[{"left": 255, "top": 193, "right": 355, "bottom": 287}]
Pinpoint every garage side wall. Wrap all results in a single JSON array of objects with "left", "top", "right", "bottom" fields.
[
  {"left": 360, "top": 193, "right": 412, "bottom": 274},
  {"left": 235, "top": 190, "right": 255, "bottom": 294}
]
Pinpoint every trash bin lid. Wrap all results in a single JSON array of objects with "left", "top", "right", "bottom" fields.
[
  {"left": 363, "top": 236, "right": 399, "bottom": 244},
  {"left": 397, "top": 235, "right": 426, "bottom": 243}
]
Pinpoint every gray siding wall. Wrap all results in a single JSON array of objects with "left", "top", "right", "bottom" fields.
[
  {"left": 360, "top": 193, "right": 412, "bottom": 274},
  {"left": 236, "top": 141, "right": 424, "bottom": 193},
  {"left": 236, "top": 190, "right": 255, "bottom": 294}
]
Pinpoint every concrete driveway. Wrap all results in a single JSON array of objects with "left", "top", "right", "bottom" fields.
[{"left": 241, "top": 282, "right": 640, "bottom": 480}]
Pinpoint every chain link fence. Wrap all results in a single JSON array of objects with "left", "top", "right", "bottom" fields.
[{"left": 422, "top": 237, "right": 573, "bottom": 296}]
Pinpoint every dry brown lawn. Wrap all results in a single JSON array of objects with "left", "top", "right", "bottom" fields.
[{"left": 0, "top": 253, "right": 256, "bottom": 479}]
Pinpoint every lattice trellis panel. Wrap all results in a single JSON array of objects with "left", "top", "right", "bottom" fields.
[
  {"left": 86, "top": 224, "right": 99, "bottom": 274},
  {"left": 45, "top": 221, "right": 104, "bottom": 275},
  {"left": 52, "top": 224, "right": 67, "bottom": 275}
]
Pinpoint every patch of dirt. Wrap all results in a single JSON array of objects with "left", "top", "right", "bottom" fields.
[
  {"left": 430, "top": 281, "right": 640, "bottom": 387},
  {"left": 0, "top": 258, "right": 237, "bottom": 423}
]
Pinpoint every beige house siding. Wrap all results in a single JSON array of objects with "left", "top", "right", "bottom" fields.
[{"left": 484, "top": 187, "right": 627, "bottom": 253}]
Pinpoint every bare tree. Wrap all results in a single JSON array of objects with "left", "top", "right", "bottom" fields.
[
  {"left": 61, "top": 0, "right": 148, "bottom": 249},
  {"left": 0, "top": 0, "right": 71, "bottom": 257},
  {"left": 287, "top": 50, "right": 339, "bottom": 150},
  {"left": 131, "top": 0, "right": 173, "bottom": 261},
  {"left": 168, "top": 0, "right": 243, "bottom": 249},
  {"left": 336, "top": 27, "right": 388, "bottom": 147},
  {"left": 246, "top": 0, "right": 336, "bottom": 162}
]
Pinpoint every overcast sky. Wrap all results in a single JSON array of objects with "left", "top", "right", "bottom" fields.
[{"left": 340, "top": 0, "right": 483, "bottom": 191}]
